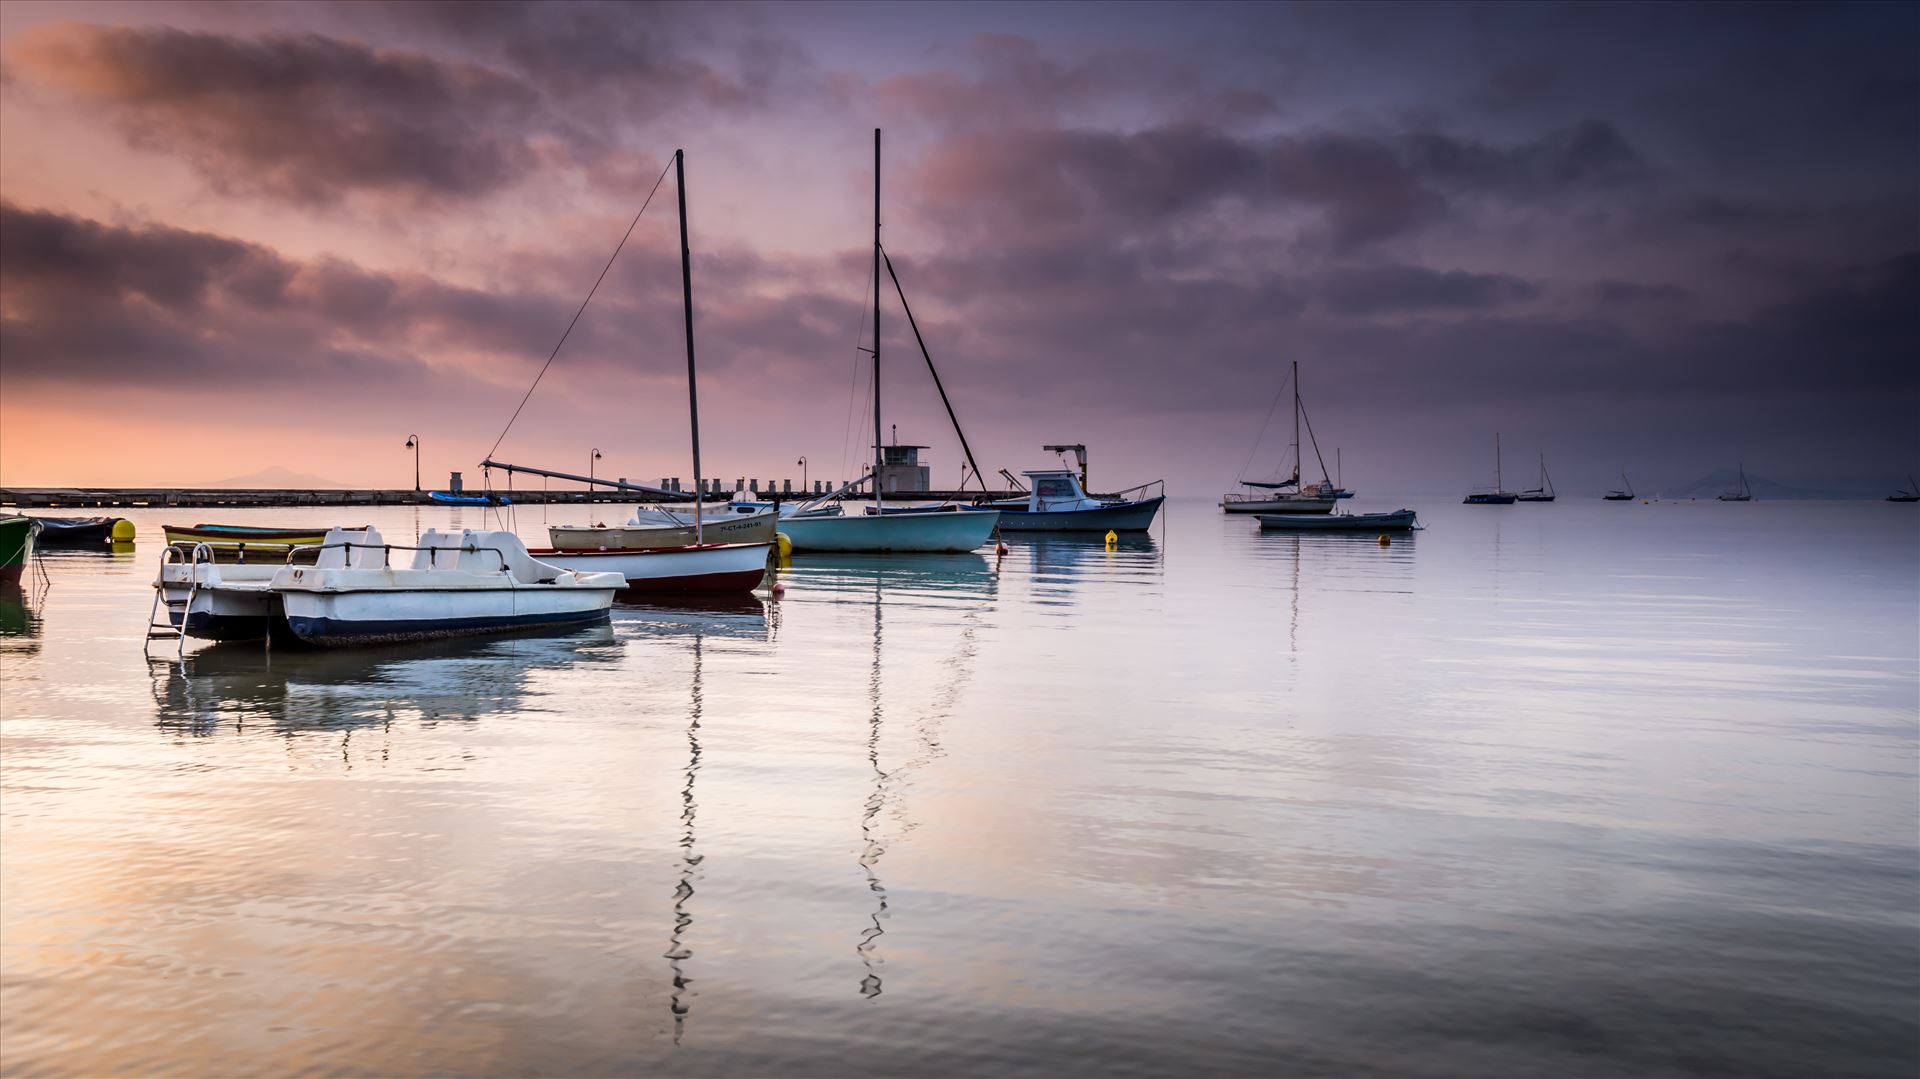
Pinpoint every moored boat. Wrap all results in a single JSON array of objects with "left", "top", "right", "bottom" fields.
[
  {"left": 1717, "top": 463, "right": 1753, "bottom": 501},
  {"left": 1603, "top": 472, "right": 1635, "bottom": 500},
  {"left": 429, "top": 491, "right": 509, "bottom": 506},
  {"left": 531, "top": 541, "right": 772, "bottom": 592},
  {"left": 1516, "top": 454, "right": 1556, "bottom": 502},
  {"left": 780, "top": 507, "right": 999, "bottom": 552},
  {"left": 549, "top": 504, "right": 777, "bottom": 550},
  {"left": 1463, "top": 433, "right": 1518, "bottom": 504},
  {"left": 29, "top": 516, "right": 133, "bottom": 545},
  {"left": 1257, "top": 509, "right": 1418, "bottom": 531},
  {"left": 269, "top": 528, "right": 622, "bottom": 647},
  {"left": 1889, "top": 475, "right": 1920, "bottom": 502},
  {"left": 963, "top": 465, "right": 1163, "bottom": 532},
  {"left": 1224, "top": 360, "right": 1349, "bottom": 514},
  {"left": 0, "top": 516, "right": 38, "bottom": 586},
  {"left": 163, "top": 524, "right": 349, "bottom": 559}
]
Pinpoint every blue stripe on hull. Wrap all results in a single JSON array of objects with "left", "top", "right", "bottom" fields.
[{"left": 286, "top": 607, "right": 608, "bottom": 647}]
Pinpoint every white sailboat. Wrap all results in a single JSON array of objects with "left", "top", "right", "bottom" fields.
[
  {"left": 1222, "top": 360, "right": 1339, "bottom": 514},
  {"left": 488, "top": 150, "right": 774, "bottom": 588},
  {"left": 779, "top": 130, "right": 1000, "bottom": 553}
]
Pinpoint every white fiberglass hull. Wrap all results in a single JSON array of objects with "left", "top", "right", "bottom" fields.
[
  {"left": 1221, "top": 497, "right": 1336, "bottom": 515},
  {"left": 155, "top": 561, "right": 283, "bottom": 640},
  {"left": 779, "top": 509, "right": 999, "bottom": 552},
  {"left": 276, "top": 579, "right": 617, "bottom": 646},
  {"left": 530, "top": 542, "right": 772, "bottom": 592}
]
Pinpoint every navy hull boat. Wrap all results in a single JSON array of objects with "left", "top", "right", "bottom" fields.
[{"left": 963, "top": 449, "right": 1163, "bottom": 532}]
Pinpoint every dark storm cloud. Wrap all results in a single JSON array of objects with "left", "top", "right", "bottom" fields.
[
  {"left": 2, "top": 7, "right": 800, "bottom": 206},
  {"left": 1320, "top": 265, "right": 1538, "bottom": 316},
  {"left": 912, "top": 118, "right": 1650, "bottom": 252}
]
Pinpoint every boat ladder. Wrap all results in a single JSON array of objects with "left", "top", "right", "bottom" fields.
[{"left": 144, "top": 542, "right": 213, "bottom": 659}]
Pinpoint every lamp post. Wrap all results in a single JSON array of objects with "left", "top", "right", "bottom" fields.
[
  {"left": 798, "top": 456, "right": 808, "bottom": 492},
  {"left": 588, "top": 448, "right": 603, "bottom": 492},
  {"left": 404, "top": 434, "right": 420, "bottom": 491}
]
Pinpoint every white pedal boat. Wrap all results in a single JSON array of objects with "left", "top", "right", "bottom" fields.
[{"left": 270, "top": 528, "right": 623, "bottom": 647}]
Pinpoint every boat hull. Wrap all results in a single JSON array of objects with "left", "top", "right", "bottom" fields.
[
  {"left": 278, "top": 587, "right": 613, "bottom": 647},
  {"left": 548, "top": 510, "right": 777, "bottom": 550},
  {"left": 1515, "top": 495, "right": 1556, "bottom": 503},
  {"left": 1257, "top": 509, "right": 1418, "bottom": 531},
  {"left": 1221, "top": 497, "right": 1336, "bottom": 515},
  {"left": 30, "top": 516, "right": 126, "bottom": 544},
  {"left": 529, "top": 542, "right": 772, "bottom": 593},
  {"left": 780, "top": 509, "right": 999, "bottom": 552},
  {"left": 0, "top": 517, "right": 35, "bottom": 586},
  {"left": 963, "top": 496, "right": 1162, "bottom": 532},
  {"left": 1463, "top": 494, "right": 1518, "bottom": 505}
]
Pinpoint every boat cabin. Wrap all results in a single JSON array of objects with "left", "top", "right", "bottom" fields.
[{"left": 1020, "top": 469, "right": 1108, "bottom": 512}]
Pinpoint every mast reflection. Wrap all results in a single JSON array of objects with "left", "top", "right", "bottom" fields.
[{"left": 666, "top": 634, "right": 703, "bottom": 1041}]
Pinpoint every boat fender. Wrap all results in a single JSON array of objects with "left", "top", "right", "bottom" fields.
[
  {"left": 111, "top": 518, "right": 136, "bottom": 541},
  {"left": 775, "top": 533, "right": 793, "bottom": 559},
  {"left": 771, "top": 580, "right": 786, "bottom": 599},
  {"left": 1103, "top": 529, "right": 1117, "bottom": 548},
  {"left": 1378, "top": 535, "right": 1391, "bottom": 546}
]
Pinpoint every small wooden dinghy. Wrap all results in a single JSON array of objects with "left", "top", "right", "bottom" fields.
[
  {"left": 163, "top": 523, "right": 351, "bottom": 560},
  {"left": 1257, "top": 509, "right": 1418, "bottom": 531}
]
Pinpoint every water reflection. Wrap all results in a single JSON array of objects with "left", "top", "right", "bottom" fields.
[
  {"left": 845, "top": 558, "right": 985, "bottom": 1000},
  {"left": 667, "top": 635, "right": 703, "bottom": 1042},
  {"left": 149, "top": 624, "right": 621, "bottom": 737},
  {"left": 0, "top": 581, "right": 43, "bottom": 652}
]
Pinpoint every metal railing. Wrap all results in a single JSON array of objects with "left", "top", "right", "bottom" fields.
[{"left": 284, "top": 540, "right": 516, "bottom": 573}]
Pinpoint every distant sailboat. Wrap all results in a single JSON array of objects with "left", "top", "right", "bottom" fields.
[
  {"left": 1603, "top": 472, "right": 1635, "bottom": 500},
  {"left": 1516, "top": 454, "right": 1556, "bottom": 502},
  {"left": 1463, "top": 433, "right": 1517, "bottom": 504},
  {"left": 1887, "top": 474, "right": 1919, "bottom": 503},
  {"left": 1718, "top": 463, "right": 1753, "bottom": 502}
]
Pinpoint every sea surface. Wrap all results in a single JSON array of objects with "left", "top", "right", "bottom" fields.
[{"left": 2, "top": 497, "right": 1916, "bottom": 1077}]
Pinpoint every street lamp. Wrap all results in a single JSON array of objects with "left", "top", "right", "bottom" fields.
[
  {"left": 589, "top": 448, "right": 603, "bottom": 492},
  {"left": 797, "top": 456, "right": 808, "bottom": 492},
  {"left": 404, "top": 434, "right": 420, "bottom": 491}
]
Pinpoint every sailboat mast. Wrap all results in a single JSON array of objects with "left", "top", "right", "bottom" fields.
[
  {"left": 675, "top": 149, "right": 703, "bottom": 543},
  {"left": 1291, "top": 360, "right": 1300, "bottom": 486},
  {"left": 1495, "top": 432, "right": 1503, "bottom": 491},
  {"left": 872, "top": 129, "right": 883, "bottom": 511}
]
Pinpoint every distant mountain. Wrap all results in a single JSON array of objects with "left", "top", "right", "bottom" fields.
[
  {"left": 1661, "top": 468, "right": 1853, "bottom": 500},
  {"left": 205, "top": 466, "right": 348, "bottom": 489}
]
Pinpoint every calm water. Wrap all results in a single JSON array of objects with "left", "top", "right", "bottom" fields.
[{"left": 2, "top": 498, "right": 1916, "bottom": 1077}]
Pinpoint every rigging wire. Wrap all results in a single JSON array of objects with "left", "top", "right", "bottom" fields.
[
  {"left": 486, "top": 154, "right": 677, "bottom": 461},
  {"left": 838, "top": 254, "right": 877, "bottom": 485},
  {"left": 1236, "top": 363, "right": 1294, "bottom": 484}
]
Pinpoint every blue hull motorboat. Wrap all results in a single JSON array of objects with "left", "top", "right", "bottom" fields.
[
  {"left": 963, "top": 463, "right": 1164, "bottom": 532},
  {"left": 964, "top": 494, "right": 1164, "bottom": 532},
  {"left": 429, "top": 491, "right": 510, "bottom": 506}
]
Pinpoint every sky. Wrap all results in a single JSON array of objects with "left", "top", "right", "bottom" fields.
[{"left": 0, "top": 0, "right": 1914, "bottom": 495}]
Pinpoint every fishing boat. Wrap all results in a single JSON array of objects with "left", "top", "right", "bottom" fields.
[
  {"left": 548, "top": 504, "right": 777, "bottom": 550},
  {"left": 1516, "top": 454, "right": 1556, "bottom": 502},
  {"left": 1463, "top": 433, "right": 1518, "bottom": 504},
  {"left": 1603, "top": 473, "right": 1635, "bottom": 500},
  {"left": 482, "top": 149, "right": 774, "bottom": 589},
  {"left": 1718, "top": 463, "right": 1753, "bottom": 502},
  {"left": 269, "top": 528, "right": 622, "bottom": 647},
  {"left": 1223, "top": 360, "right": 1346, "bottom": 514},
  {"left": 0, "top": 516, "right": 37, "bottom": 586},
  {"left": 963, "top": 459, "right": 1163, "bottom": 532},
  {"left": 777, "top": 130, "right": 999, "bottom": 554},
  {"left": 1889, "top": 475, "right": 1920, "bottom": 502},
  {"left": 1257, "top": 509, "right": 1418, "bottom": 531},
  {"left": 29, "top": 516, "right": 132, "bottom": 545}
]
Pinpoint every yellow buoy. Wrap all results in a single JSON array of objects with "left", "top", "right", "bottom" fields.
[
  {"left": 776, "top": 532, "right": 793, "bottom": 559},
  {"left": 1104, "top": 529, "right": 1118, "bottom": 547},
  {"left": 111, "top": 518, "right": 136, "bottom": 541},
  {"left": 1378, "top": 534, "right": 1391, "bottom": 546}
]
